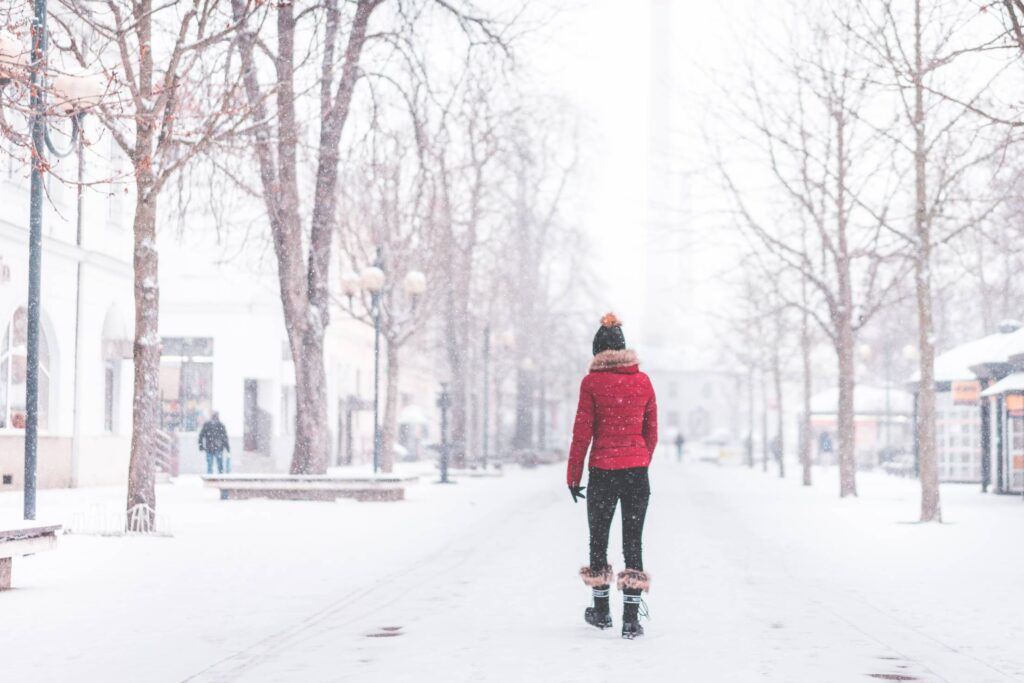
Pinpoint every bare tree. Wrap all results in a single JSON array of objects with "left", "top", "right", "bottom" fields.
[
  {"left": 719, "top": 3, "right": 905, "bottom": 497},
  {"left": 852, "top": 0, "right": 1018, "bottom": 521},
  {"left": 336, "top": 122, "right": 440, "bottom": 473},
  {"left": 229, "top": 0, "right": 514, "bottom": 474},
  {"left": 53, "top": 0, "right": 255, "bottom": 529},
  {"left": 430, "top": 72, "right": 505, "bottom": 469},
  {"left": 499, "top": 106, "right": 577, "bottom": 456},
  {"left": 227, "top": 0, "right": 382, "bottom": 474}
]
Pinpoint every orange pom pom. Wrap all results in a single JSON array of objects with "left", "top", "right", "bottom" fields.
[{"left": 600, "top": 312, "right": 622, "bottom": 328}]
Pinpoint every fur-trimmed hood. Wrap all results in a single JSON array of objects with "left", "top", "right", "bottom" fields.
[{"left": 590, "top": 349, "right": 640, "bottom": 373}]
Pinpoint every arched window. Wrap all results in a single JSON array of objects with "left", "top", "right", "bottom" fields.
[{"left": 0, "top": 307, "right": 50, "bottom": 430}]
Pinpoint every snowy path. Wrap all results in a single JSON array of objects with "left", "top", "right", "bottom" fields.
[{"left": 4, "top": 462, "right": 1024, "bottom": 682}]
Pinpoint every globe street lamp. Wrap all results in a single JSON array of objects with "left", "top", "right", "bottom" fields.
[
  {"left": 1, "top": 20, "right": 105, "bottom": 520},
  {"left": 341, "top": 251, "right": 426, "bottom": 474}
]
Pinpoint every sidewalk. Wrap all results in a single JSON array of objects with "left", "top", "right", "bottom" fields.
[{"left": 3, "top": 463, "right": 1024, "bottom": 682}]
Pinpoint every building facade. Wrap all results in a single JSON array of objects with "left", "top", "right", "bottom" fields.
[
  {"left": 157, "top": 232, "right": 442, "bottom": 474},
  {"left": 0, "top": 127, "right": 135, "bottom": 492}
]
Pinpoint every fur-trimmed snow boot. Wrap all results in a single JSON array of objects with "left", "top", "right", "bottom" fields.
[
  {"left": 618, "top": 569, "right": 650, "bottom": 640},
  {"left": 580, "top": 565, "right": 614, "bottom": 630}
]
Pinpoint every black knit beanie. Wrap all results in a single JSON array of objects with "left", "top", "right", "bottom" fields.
[{"left": 592, "top": 313, "right": 626, "bottom": 356}]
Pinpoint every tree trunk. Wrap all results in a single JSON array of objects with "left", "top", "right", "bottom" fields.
[
  {"left": 833, "top": 94, "right": 857, "bottom": 499},
  {"left": 747, "top": 365, "right": 755, "bottom": 468},
  {"left": 512, "top": 366, "right": 535, "bottom": 452},
  {"left": 800, "top": 306, "right": 813, "bottom": 487},
  {"left": 126, "top": 6, "right": 160, "bottom": 531},
  {"left": 913, "top": 0, "right": 941, "bottom": 522},
  {"left": 450, "top": 373, "right": 468, "bottom": 468},
  {"left": 290, "top": 329, "right": 329, "bottom": 474},
  {"left": 381, "top": 339, "right": 400, "bottom": 473},
  {"left": 537, "top": 371, "right": 547, "bottom": 452},
  {"left": 915, "top": 257, "right": 940, "bottom": 521},
  {"left": 760, "top": 367, "right": 769, "bottom": 473},
  {"left": 231, "top": 0, "right": 377, "bottom": 475},
  {"left": 772, "top": 338, "right": 785, "bottom": 479},
  {"left": 126, "top": 185, "right": 159, "bottom": 532},
  {"left": 836, "top": 318, "right": 857, "bottom": 497},
  {"left": 444, "top": 266, "right": 471, "bottom": 468}
]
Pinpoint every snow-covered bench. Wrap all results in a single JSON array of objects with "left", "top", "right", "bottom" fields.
[
  {"left": 0, "top": 524, "right": 61, "bottom": 590},
  {"left": 202, "top": 475, "right": 416, "bottom": 502},
  {"left": 438, "top": 466, "right": 504, "bottom": 478}
]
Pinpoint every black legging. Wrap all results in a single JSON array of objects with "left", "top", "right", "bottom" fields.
[{"left": 587, "top": 467, "right": 650, "bottom": 571}]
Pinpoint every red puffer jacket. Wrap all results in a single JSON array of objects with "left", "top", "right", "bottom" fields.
[{"left": 566, "top": 349, "right": 658, "bottom": 487}]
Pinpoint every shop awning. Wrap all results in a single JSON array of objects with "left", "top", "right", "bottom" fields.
[
  {"left": 909, "top": 322, "right": 1024, "bottom": 387},
  {"left": 810, "top": 385, "right": 913, "bottom": 416},
  {"left": 981, "top": 372, "right": 1024, "bottom": 397}
]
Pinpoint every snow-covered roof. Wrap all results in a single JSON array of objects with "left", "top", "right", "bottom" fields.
[
  {"left": 981, "top": 372, "right": 1024, "bottom": 397},
  {"left": 914, "top": 324, "right": 1024, "bottom": 384},
  {"left": 810, "top": 385, "right": 913, "bottom": 416}
]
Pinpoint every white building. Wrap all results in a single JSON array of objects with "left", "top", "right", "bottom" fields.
[
  {"left": 157, "top": 227, "right": 443, "bottom": 474},
  {"left": 809, "top": 385, "right": 914, "bottom": 469},
  {"left": 644, "top": 347, "right": 742, "bottom": 447},
  {"left": 0, "top": 127, "right": 135, "bottom": 492},
  {"left": 909, "top": 320, "right": 1023, "bottom": 484}
]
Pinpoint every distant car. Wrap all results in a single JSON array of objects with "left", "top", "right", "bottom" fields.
[{"left": 700, "top": 430, "right": 732, "bottom": 447}]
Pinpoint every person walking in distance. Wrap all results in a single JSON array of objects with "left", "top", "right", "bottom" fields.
[
  {"left": 674, "top": 432, "right": 686, "bottom": 463},
  {"left": 567, "top": 313, "right": 657, "bottom": 639},
  {"left": 199, "top": 411, "right": 231, "bottom": 475}
]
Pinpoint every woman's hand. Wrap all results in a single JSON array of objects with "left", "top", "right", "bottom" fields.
[{"left": 569, "top": 486, "right": 586, "bottom": 503}]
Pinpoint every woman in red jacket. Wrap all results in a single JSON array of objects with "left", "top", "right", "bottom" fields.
[{"left": 568, "top": 313, "right": 657, "bottom": 639}]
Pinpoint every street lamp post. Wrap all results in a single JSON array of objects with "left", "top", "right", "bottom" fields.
[
  {"left": 2, "top": 13, "right": 104, "bottom": 520},
  {"left": 23, "top": 6, "right": 47, "bottom": 520},
  {"left": 341, "top": 250, "right": 425, "bottom": 474}
]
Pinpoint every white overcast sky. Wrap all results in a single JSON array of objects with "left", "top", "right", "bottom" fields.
[{"left": 521, "top": 0, "right": 759, "bottom": 345}]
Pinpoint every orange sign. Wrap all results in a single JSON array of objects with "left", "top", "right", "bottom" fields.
[
  {"left": 952, "top": 380, "right": 981, "bottom": 405},
  {"left": 1008, "top": 395, "right": 1024, "bottom": 418},
  {"left": 1014, "top": 456, "right": 1024, "bottom": 473}
]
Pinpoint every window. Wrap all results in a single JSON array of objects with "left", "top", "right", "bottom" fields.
[
  {"left": 159, "top": 337, "right": 214, "bottom": 432},
  {"left": 0, "top": 307, "right": 50, "bottom": 430},
  {"left": 1010, "top": 415, "right": 1024, "bottom": 492},
  {"left": 163, "top": 337, "right": 214, "bottom": 357},
  {"left": 936, "top": 395, "right": 981, "bottom": 482}
]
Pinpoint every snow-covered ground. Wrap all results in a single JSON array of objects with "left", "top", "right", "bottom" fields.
[{"left": 3, "top": 460, "right": 1024, "bottom": 682}]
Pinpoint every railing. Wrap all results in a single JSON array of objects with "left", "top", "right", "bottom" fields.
[{"left": 154, "top": 429, "right": 179, "bottom": 477}]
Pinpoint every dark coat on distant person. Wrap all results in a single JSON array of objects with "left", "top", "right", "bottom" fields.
[
  {"left": 566, "top": 348, "right": 658, "bottom": 487},
  {"left": 199, "top": 418, "right": 230, "bottom": 453}
]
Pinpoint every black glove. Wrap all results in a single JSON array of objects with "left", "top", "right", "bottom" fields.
[{"left": 569, "top": 486, "right": 586, "bottom": 503}]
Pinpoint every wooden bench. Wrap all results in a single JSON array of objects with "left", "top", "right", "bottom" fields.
[
  {"left": 202, "top": 475, "right": 417, "bottom": 502},
  {"left": 0, "top": 524, "right": 61, "bottom": 590}
]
